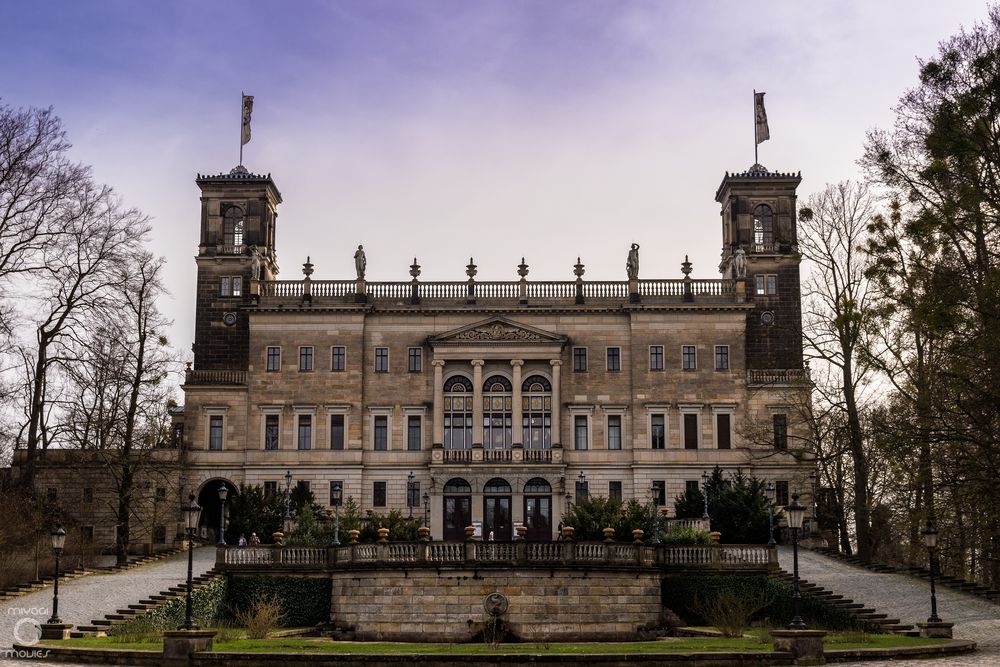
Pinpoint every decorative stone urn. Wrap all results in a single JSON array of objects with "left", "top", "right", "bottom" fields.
[
  {"left": 464, "top": 525, "right": 476, "bottom": 541},
  {"left": 348, "top": 529, "right": 360, "bottom": 544},
  {"left": 271, "top": 531, "right": 284, "bottom": 546},
  {"left": 377, "top": 527, "right": 390, "bottom": 544},
  {"left": 561, "top": 525, "right": 575, "bottom": 541},
  {"left": 515, "top": 524, "right": 527, "bottom": 541},
  {"left": 710, "top": 531, "right": 722, "bottom": 544},
  {"left": 418, "top": 526, "right": 430, "bottom": 542},
  {"left": 632, "top": 528, "right": 645, "bottom": 544},
  {"left": 603, "top": 527, "right": 616, "bottom": 543}
]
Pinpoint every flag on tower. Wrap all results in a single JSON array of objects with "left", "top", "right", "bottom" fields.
[
  {"left": 241, "top": 93, "right": 254, "bottom": 146},
  {"left": 754, "top": 91, "right": 769, "bottom": 145}
]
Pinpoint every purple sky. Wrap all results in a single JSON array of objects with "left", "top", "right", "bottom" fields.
[{"left": 1, "top": 1, "right": 991, "bottom": 360}]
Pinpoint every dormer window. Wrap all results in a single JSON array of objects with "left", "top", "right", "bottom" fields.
[
  {"left": 753, "top": 204, "right": 774, "bottom": 246},
  {"left": 223, "top": 206, "right": 245, "bottom": 247}
]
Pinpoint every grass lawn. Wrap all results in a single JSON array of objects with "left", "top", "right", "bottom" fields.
[{"left": 52, "top": 632, "right": 949, "bottom": 655}]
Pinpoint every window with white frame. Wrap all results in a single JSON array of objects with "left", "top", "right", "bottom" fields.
[
  {"left": 574, "top": 415, "right": 589, "bottom": 450},
  {"left": 262, "top": 409, "right": 281, "bottom": 450},
  {"left": 649, "top": 345, "right": 664, "bottom": 371},
  {"left": 607, "top": 414, "right": 622, "bottom": 450},
  {"left": 299, "top": 346, "right": 313, "bottom": 371},
  {"left": 755, "top": 274, "right": 778, "bottom": 295},
  {"left": 370, "top": 408, "right": 393, "bottom": 450},
  {"left": 606, "top": 347, "right": 621, "bottom": 372},
  {"left": 650, "top": 413, "right": 666, "bottom": 449},
  {"left": 573, "top": 347, "right": 587, "bottom": 372},
  {"left": 208, "top": 415, "right": 223, "bottom": 450},
  {"left": 408, "top": 347, "right": 422, "bottom": 372},
  {"left": 331, "top": 346, "right": 346, "bottom": 371},
  {"left": 682, "top": 345, "right": 697, "bottom": 370},
  {"left": 712, "top": 405, "right": 736, "bottom": 450},
  {"left": 715, "top": 345, "right": 729, "bottom": 370},
  {"left": 266, "top": 346, "right": 281, "bottom": 372},
  {"left": 326, "top": 405, "right": 349, "bottom": 451},
  {"left": 679, "top": 405, "right": 701, "bottom": 449},
  {"left": 374, "top": 347, "right": 389, "bottom": 373},
  {"left": 297, "top": 414, "right": 313, "bottom": 450}
]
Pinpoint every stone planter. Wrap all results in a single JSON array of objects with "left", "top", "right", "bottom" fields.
[
  {"left": 418, "top": 526, "right": 430, "bottom": 542},
  {"left": 603, "top": 527, "right": 616, "bottom": 542},
  {"left": 561, "top": 525, "right": 575, "bottom": 541},
  {"left": 348, "top": 529, "right": 360, "bottom": 544},
  {"left": 632, "top": 528, "right": 644, "bottom": 544},
  {"left": 771, "top": 629, "right": 827, "bottom": 663},
  {"left": 377, "top": 527, "right": 390, "bottom": 544}
]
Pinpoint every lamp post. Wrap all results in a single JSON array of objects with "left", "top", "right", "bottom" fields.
[
  {"left": 331, "top": 482, "right": 342, "bottom": 546},
  {"left": 47, "top": 524, "right": 66, "bottom": 625},
  {"left": 922, "top": 520, "right": 941, "bottom": 623},
  {"left": 649, "top": 482, "right": 661, "bottom": 545},
  {"left": 701, "top": 471, "right": 710, "bottom": 520},
  {"left": 578, "top": 471, "right": 587, "bottom": 503},
  {"left": 407, "top": 471, "right": 415, "bottom": 519},
  {"left": 181, "top": 494, "right": 202, "bottom": 630},
  {"left": 422, "top": 492, "right": 430, "bottom": 529},
  {"left": 766, "top": 481, "right": 776, "bottom": 546},
  {"left": 784, "top": 494, "right": 807, "bottom": 629},
  {"left": 216, "top": 483, "right": 229, "bottom": 546},
  {"left": 283, "top": 469, "right": 293, "bottom": 534}
]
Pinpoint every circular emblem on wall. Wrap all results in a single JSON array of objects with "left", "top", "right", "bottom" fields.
[
  {"left": 484, "top": 592, "right": 509, "bottom": 616},
  {"left": 760, "top": 311, "right": 775, "bottom": 326},
  {"left": 222, "top": 312, "right": 238, "bottom": 326}
]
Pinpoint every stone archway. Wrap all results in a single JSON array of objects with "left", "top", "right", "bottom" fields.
[{"left": 195, "top": 478, "right": 239, "bottom": 544}]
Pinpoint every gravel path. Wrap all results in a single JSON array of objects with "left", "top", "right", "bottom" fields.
[
  {"left": 778, "top": 545, "right": 1000, "bottom": 666},
  {"left": 0, "top": 547, "right": 216, "bottom": 651}
]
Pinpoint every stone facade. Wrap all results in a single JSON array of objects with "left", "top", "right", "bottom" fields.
[{"left": 173, "top": 161, "right": 815, "bottom": 542}]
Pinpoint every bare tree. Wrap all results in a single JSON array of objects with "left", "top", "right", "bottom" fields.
[{"left": 799, "top": 181, "right": 879, "bottom": 561}]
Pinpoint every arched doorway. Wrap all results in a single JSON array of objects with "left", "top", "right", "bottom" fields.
[
  {"left": 483, "top": 478, "right": 512, "bottom": 540},
  {"left": 196, "top": 479, "right": 239, "bottom": 544},
  {"left": 442, "top": 478, "right": 472, "bottom": 541},
  {"left": 523, "top": 478, "right": 553, "bottom": 541}
]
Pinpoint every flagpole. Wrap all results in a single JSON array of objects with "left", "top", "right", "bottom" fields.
[
  {"left": 239, "top": 91, "right": 244, "bottom": 167},
  {"left": 753, "top": 89, "right": 758, "bottom": 165}
]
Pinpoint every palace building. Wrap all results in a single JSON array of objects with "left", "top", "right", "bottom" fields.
[{"left": 172, "top": 160, "right": 814, "bottom": 542}]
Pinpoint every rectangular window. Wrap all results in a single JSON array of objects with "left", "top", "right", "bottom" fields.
[
  {"left": 408, "top": 347, "right": 422, "bottom": 372},
  {"left": 373, "top": 481, "right": 387, "bottom": 508},
  {"left": 296, "top": 480, "right": 311, "bottom": 495},
  {"left": 329, "top": 414, "right": 345, "bottom": 450},
  {"left": 651, "top": 414, "right": 665, "bottom": 449},
  {"left": 297, "top": 415, "right": 312, "bottom": 450},
  {"left": 775, "top": 480, "right": 789, "bottom": 507},
  {"left": 773, "top": 414, "right": 788, "bottom": 450},
  {"left": 375, "top": 347, "right": 389, "bottom": 373},
  {"left": 263, "top": 481, "right": 278, "bottom": 498},
  {"left": 574, "top": 415, "right": 588, "bottom": 450},
  {"left": 649, "top": 345, "right": 664, "bottom": 370},
  {"left": 264, "top": 414, "right": 280, "bottom": 450},
  {"left": 607, "top": 415, "right": 622, "bottom": 450},
  {"left": 331, "top": 346, "right": 346, "bottom": 371},
  {"left": 652, "top": 480, "right": 666, "bottom": 506},
  {"left": 231, "top": 276, "right": 242, "bottom": 297},
  {"left": 407, "top": 415, "right": 421, "bottom": 451},
  {"left": 266, "top": 346, "right": 281, "bottom": 372},
  {"left": 374, "top": 415, "right": 388, "bottom": 450},
  {"left": 715, "top": 345, "right": 729, "bottom": 370},
  {"left": 682, "top": 345, "right": 697, "bottom": 370},
  {"left": 685, "top": 480, "right": 700, "bottom": 496},
  {"left": 716, "top": 413, "right": 732, "bottom": 449},
  {"left": 606, "top": 347, "right": 621, "bottom": 372},
  {"left": 756, "top": 274, "right": 778, "bottom": 295},
  {"left": 608, "top": 481, "right": 623, "bottom": 503},
  {"left": 573, "top": 347, "right": 587, "bottom": 372},
  {"left": 683, "top": 413, "right": 698, "bottom": 449},
  {"left": 575, "top": 481, "right": 589, "bottom": 505},
  {"left": 767, "top": 274, "right": 778, "bottom": 295},
  {"left": 299, "top": 346, "right": 313, "bottom": 371},
  {"left": 756, "top": 275, "right": 764, "bottom": 295},
  {"left": 329, "top": 481, "right": 344, "bottom": 506},
  {"left": 219, "top": 276, "right": 231, "bottom": 297},
  {"left": 408, "top": 481, "right": 420, "bottom": 508},
  {"left": 209, "top": 415, "right": 223, "bottom": 450}
]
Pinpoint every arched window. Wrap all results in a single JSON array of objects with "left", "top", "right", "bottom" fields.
[
  {"left": 444, "top": 376, "right": 472, "bottom": 450},
  {"left": 483, "top": 375, "right": 512, "bottom": 450},
  {"left": 753, "top": 204, "right": 774, "bottom": 246},
  {"left": 484, "top": 478, "right": 512, "bottom": 494},
  {"left": 223, "top": 206, "right": 245, "bottom": 247},
  {"left": 522, "top": 375, "right": 552, "bottom": 449},
  {"left": 444, "top": 478, "right": 471, "bottom": 494},
  {"left": 524, "top": 478, "right": 552, "bottom": 494}
]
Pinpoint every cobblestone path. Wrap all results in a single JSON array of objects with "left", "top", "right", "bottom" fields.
[
  {"left": 778, "top": 546, "right": 1000, "bottom": 666},
  {"left": 0, "top": 547, "right": 216, "bottom": 651}
]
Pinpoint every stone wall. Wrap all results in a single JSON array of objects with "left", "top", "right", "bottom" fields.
[{"left": 329, "top": 567, "right": 663, "bottom": 641}]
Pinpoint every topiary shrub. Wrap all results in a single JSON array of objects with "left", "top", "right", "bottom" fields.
[{"left": 224, "top": 575, "right": 331, "bottom": 628}]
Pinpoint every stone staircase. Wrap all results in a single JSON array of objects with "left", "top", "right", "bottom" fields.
[
  {"left": 773, "top": 569, "right": 917, "bottom": 636},
  {"left": 71, "top": 566, "right": 221, "bottom": 638},
  {"left": 0, "top": 548, "right": 183, "bottom": 603},
  {"left": 812, "top": 546, "right": 1000, "bottom": 606}
]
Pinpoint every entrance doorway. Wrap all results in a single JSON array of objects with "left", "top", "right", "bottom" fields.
[
  {"left": 523, "top": 477, "right": 553, "bottom": 541},
  {"left": 483, "top": 478, "right": 512, "bottom": 540},
  {"left": 442, "top": 478, "right": 472, "bottom": 541}
]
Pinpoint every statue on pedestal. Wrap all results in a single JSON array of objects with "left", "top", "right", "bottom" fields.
[
  {"left": 626, "top": 243, "right": 640, "bottom": 280},
  {"left": 354, "top": 245, "right": 367, "bottom": 280},
  {"left": 733, "top": 247, "right": 747, "bottom": 279},
  {"left": 248, "top": 246, "right": 262, "bottom": 281}
]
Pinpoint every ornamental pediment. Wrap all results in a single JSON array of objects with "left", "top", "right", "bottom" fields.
[{"left": 428, "top": 317, "right": 567, "bottom": 346}]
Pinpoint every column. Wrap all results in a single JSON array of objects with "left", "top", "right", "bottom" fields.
[
  {"left": 550, "top": 360, "right": 562, "bottom": 447},
  {"left": 471, "top": 360, "right": 484, "bottom": 447},
  {"left": 432, "top": 360, "right": 445, "bottom": 446},
  {"left": 511, "top": 360, "right": 523, "bottom": 447}
]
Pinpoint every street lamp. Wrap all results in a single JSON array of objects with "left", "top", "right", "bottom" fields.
[
  {"left": 784, "top": 494, "right": 807, "bottom": 629},
  {"left": 766, "top": 481, "right": 776, "bottom": 546},
  {"left": 578, "top": 471, "right": 587, "bottom": 503},
  {"left": 922, "top": 520, "right": 942, "bottom": 623},
  {"left": 407, "top": 471, "right": 415, "bottom": 519},
  {"left": 47, "top": 525, "right": 66, "bottom": 625},
  {"left": 180, "top": 494, "right": 203, "bottom": 630},
  {"left": 649, "top": 482, "right": 661, "bottom": 545},
  {"left": 216, "top": 483, "right": 229, "bottom": 546},
  {"left": 701, "top": 471, "right": 710, "bottom": 520},
  {"left": 331, "top": 482, "right": 342, "bottom": 546},
  {"left": 422, "top": 492, "right": 430, "bottom": 529},
  {"left": 283, "top": 470, "right": 293, "bottom": 533}
]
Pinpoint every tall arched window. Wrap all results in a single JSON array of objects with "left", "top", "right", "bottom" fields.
[
  {"left": 753, "top": 204, "right": 773, "bottom": 246},
  {"left": 483, "top": 375, "right": 512, "bottom": 450},
  {"left": 223, "top": 206, "right": 245, "bottom": 247},
  {"left": 444, "top": 376, "right": 472, "bottom": 450},
  {"left": 522, "top": 374, "right": 552, "bottom": 449}
]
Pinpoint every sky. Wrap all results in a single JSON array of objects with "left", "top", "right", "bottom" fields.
[{"left": 1, "top": 0, "right": 993, "bottom": 361}]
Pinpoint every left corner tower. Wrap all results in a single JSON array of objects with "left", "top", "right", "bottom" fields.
[{"left": 192, "top": 166, "right": 282, "bottom": 370}]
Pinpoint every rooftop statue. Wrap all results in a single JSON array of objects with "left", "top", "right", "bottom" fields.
[
  {"left": 626, "top": 243, "right": 640, "bottom": 280},
  {"left": 354, "top": 245, "right": 366, "bottom": 280}
]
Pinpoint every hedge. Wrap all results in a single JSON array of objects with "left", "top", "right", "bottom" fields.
[
  {"left": 661, "top": 575, "right": 882, "bottom": 633},
  {"left": 224, "top": 575, "right": 331, "bottom": 628},
  {"left": 109, "top": 576, "right": 228, "bottom": 635}
]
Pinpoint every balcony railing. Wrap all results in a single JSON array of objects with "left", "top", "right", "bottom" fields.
[
  {"left": 746, "top": 368, "right": 812, "bottom": 386},
  {"left": 218, "top": 541, "right": 777, "bottom": 572},
  {"left": 184, "top": 369, "right": 247, "bottom": 385}
]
